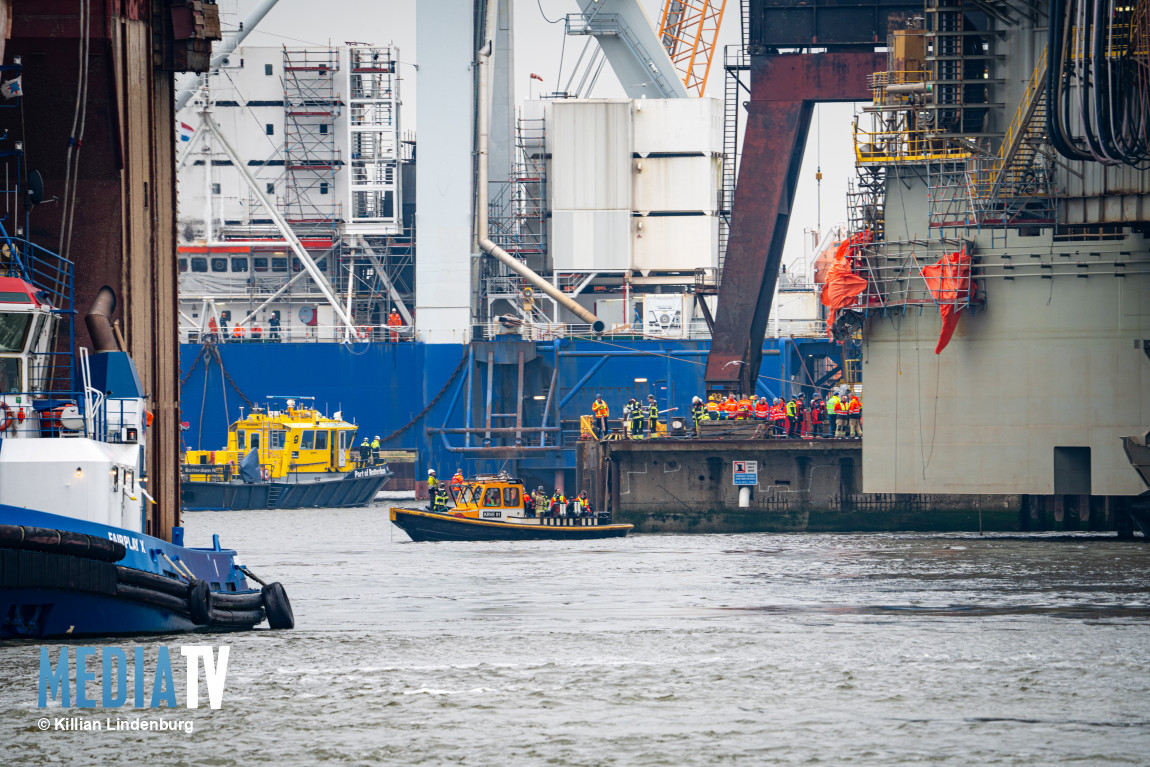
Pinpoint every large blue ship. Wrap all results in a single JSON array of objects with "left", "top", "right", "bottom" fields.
[{"left": 178, "top": 334, "right": 840, "bottom": 492}]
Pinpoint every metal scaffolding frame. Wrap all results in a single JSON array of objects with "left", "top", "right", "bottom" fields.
[
  {"left": 282, "top": 47, "right": 342, "bottom": 237},
  {"left": 346, "top": 45, "right": 402, "bottom": 232}
]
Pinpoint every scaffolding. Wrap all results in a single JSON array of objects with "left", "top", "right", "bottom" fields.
[
  {"left": 346, "top": 45, "right": 401, "bottom": 234},
  {"left": 847, "top": 166, "right": 886, "bottom": 242},
  {"left": 334, "top": 232, "right": 415, "bottom": 338},
  {"left": 488, "top": 112, "right": 547, "bottom": 262},
  {"left": 923, "top": 0, "right": 999, "bottom": 139},
  {"left": 282, "top": 47, "right": 342, "bottom": 238}
]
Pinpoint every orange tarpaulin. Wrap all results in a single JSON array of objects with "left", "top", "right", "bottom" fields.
[
  {"left": 819, "top": 230, "right": 872, "bottom": 338},
  {"left": 921, "top": 248, "right": 971, "bottom": 354}
]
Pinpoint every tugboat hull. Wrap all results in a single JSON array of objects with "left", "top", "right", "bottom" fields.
[
  {"left": 389, "top": 507, "right": 633, "bottom": 542},
  {"left": 0, "top": 506, "right": 276, "bottom": 639}
]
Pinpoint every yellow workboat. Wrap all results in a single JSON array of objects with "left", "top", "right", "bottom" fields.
[
  {"left": 389, "top": 474, "right": 633, "bottom": 541},
  {"left": 181, "top": 397, "right": 390, "bottom": 510}
]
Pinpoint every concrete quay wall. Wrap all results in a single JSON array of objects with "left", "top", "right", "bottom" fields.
[{"left": 577, "top": 439, "right": 1126, "bottom": 534}]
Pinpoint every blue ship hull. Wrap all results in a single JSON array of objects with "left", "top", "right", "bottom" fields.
[
  {"left": 0, "top": 505, "right": 266, "bottom": 639},
  {"left": 179, "top": 337, "right": 839, "bottom": 490}
]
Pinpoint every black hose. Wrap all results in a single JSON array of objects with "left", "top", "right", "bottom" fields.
[
  {"left": 1049, "top": 0, "right": 1092, "bottom": 161},
  {"left": 1090, "top": 0, "right": 1121, "bottom": 162},
  {"left": 1050, "top": 0, "right": 1150, "bottom": 166}
]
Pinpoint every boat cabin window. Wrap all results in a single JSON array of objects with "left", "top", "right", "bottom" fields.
[
  {"left": 231, "top": 257, "right": 249, "bottom": 273},
  {"left": 271, "top": 258, "right": 288, "bottom": 272},
  {"left": 314, "top": 430, "right": 329, "bottom": 450},
  {"left": 0, "top": 357, "right": 21, "bottom": 393},
  {"left": 483, "top": 487, "right": 502, "bottom": 507},
  {"left": 0, "top": 312, "right": 32, "bottom": 352},
  {"left": 339, "top": 430, "right": 351, "bottom": 450},
  {"left": 210, "top": 258, "right": 228, "bottom": 273},
  {"left": 503, "top": 487, "right": 520, "bottom": 507},
  {"left": 270, "top": 429, "right": 285, "bottom": 449},
  {"left": 191, "top": 257, "right": 208, "bottom": 273},
  {"left": 236, "top": 429, "right": 246, "bottom": 451},
  {"left": 249, "top": 431, "right": 261, "bottom": 451},
  {"left": 178, "top": 258, "right": 188, "bottom": 273},
  {"left": 253, "top": 257, "right": 269, "bottom": 272},
  {"left": 299, "top": 429, "right": 314, "bottom": 449}
]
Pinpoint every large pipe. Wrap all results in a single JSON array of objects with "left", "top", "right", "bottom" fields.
[
  {"left": 475, "top": 2, "right": 605, "bottom": 334},
  {"left": 174, "top": 0, "right": 283, "bottom": 112},
  {"left": 84, "top": 286, "right": 119, "bottom": 353}
]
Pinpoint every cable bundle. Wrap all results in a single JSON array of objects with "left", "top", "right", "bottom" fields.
[{"left": 1048, "top": 0, "right": 1150, "bottom": 167}]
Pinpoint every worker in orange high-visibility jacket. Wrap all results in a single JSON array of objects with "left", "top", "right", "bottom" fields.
[
  {"left": 722, "top": 395, "right": 738, "bottom": 421},
  {"left": 388, "top": 310, "right": 402, "bottom": 342},
  {"left": 834, "top": 394, "right": 849, "bottom": 438},
  {"left": 768, "top": 399, "right": 782, "bottom": 437},
  {"left": 231, "top": 324, "right": 244, "bottom": 341},
  {"left": 847, "top": 394, "right": 862, "bottom": 438},
  {"left": 591, "top": 395, "right": 610, "bottom": 438},
  {"left": 826, "top": 393, "right": 841, "bottom": 437},
  {"left": 705, "top": 395, "right": 721, "bottom": 421},
  {"left": 736, "top": 395, "right": 751, "bottom": 420},
  {"left": 753, "top": 397, "right": 769, "bottom": 420}
]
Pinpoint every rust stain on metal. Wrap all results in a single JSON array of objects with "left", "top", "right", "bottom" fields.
[
  {"left": 705, "top": 52, "right": 883, "bottom": 394},
  {"left": 4, "top": 1, "right": 181, "bottom": 539}
]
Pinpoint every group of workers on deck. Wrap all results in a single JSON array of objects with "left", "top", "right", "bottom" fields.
[
  {"left": 203, "top": 311, "right": 408, "bottom": 343},
  {"left": 427, "top": 469, "right": 596, "bottom": 518},
  {"left": 357, "top": 436, "right": 385, "bottom": 467},
  {"left": 590, "top": 389, "right": 862, "bottom": 440}
]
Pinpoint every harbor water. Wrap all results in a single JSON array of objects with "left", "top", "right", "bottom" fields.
[{"left": 3, "top": 507, "right": 1149, "bottom": 765}]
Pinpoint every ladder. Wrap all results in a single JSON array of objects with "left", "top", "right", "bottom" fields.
[{"left": 719, "top": 45, "right": 748, "bottom": 281}]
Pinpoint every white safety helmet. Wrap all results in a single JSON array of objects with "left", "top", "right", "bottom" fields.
[{"left": 428, "top": 469, "right": 436, "bottom": 476}]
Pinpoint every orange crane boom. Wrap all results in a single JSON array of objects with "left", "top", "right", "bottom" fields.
[{"left": 657, "top": 0, "right": 727, "bottom": 96}]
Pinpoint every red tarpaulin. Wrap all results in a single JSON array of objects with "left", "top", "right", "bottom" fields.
[
  {"left": 819, "top": 230, "right": 872, "bottom": 338},
  {"left": 921, "top": 248, "right": 972, "bottom": 354}
]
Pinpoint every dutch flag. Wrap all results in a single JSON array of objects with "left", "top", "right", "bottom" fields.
[{"left": 178, "top": 121, "right": 195, "bottom": 142}]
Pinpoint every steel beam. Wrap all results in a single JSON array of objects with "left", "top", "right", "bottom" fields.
[{"left": 704, "top": 51, "right": 883, "bottom": 395}]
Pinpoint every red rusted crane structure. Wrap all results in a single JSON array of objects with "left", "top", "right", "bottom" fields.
[{"left": 704, "top": 0, "right": 919, "bottom": 395}]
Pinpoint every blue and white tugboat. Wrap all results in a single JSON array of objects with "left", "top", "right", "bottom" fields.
[{"left": 0, "top": 244, "right": 293, "bottom": 638}]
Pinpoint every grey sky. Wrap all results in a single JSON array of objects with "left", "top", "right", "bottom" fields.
[{"left": 230, "top": 0, "right": 858, "bottom": 273}]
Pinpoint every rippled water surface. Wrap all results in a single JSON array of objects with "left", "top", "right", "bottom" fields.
[{"left": 3, "top": 507, "right": 1150, "bottom": 765}]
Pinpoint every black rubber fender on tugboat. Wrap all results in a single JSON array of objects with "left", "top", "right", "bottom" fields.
[
  {"left": 261, "top": 582, "right": 294, "bottom": 630},
  {"left": 0, "top": 524, "right": 127, "bottom": 562},
  {"left": 188, "top": 579, "right": 213, "bottom": 625}
]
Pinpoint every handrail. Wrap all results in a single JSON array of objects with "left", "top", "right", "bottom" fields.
[
  {"left": 853, "top": 126, "right": 972, "bottom": 165},
  {"left": 988, "top": 44, "right": 1048, "bottom": 200}
]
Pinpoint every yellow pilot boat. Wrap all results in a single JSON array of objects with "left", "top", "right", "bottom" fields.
[
  {"left": 180, "top": 396, "right": 391, "bottom": 510},
  {"left": 389, "top": 474, "right": 633, "bottom": 541}
]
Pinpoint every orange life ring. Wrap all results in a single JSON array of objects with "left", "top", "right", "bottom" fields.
[
  {"left": 0, "top": 402, "right": 9, "bottom": 432},
  {"left": 261, "top": 467, "right": 271, "bottom": 482}
]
